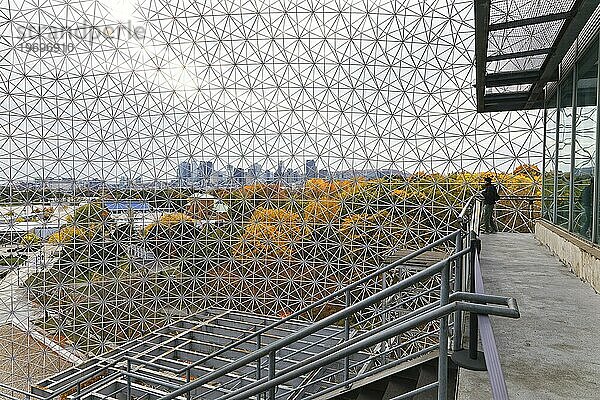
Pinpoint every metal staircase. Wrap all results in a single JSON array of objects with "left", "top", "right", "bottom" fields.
[
  {"left": 28, "top": 306, "right": 458, "bottom": 400},
  {"left": 334, "top": 357, "right": 458, "bottom": 400},
  {"left": 31, "top": 309, "right": 374, "bottom": 400},
  {"left": 6, "top": 197, "right": 519, "bottom": 400}
]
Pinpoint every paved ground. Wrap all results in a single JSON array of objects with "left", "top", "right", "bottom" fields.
[
  {"left": 457, "top": 232, "right": 600, "bottom": 400},
  {"left": 0, "top": 246, "right": 51, "bottom": 325}
]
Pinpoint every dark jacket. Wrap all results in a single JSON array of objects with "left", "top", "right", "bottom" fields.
[
  {"left": 581, "top": 185, "right": 592, "bottom": 207},
  {"left": 482, "top": 184, "right": 500, "bottom": 205}
]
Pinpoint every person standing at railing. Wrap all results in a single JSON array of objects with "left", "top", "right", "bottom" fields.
[{"left": 481, "top": 176, "right": 499, "bottom": 234}]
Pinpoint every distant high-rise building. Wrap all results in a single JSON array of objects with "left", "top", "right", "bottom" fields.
[
  {"left": 233, "top": 167, "right": 245, "bottom": 186},
  {"left": 285, "top": 168, "right": 300, "bottom": 185},
  {"left": 196, "top": 161, "right": 214, "bottom": 186},
  {"left": 275, "top": 161, "right": 285, "bottom": 182},
  {"left": 318, "top": 169, "right": 330, "bottom": 179},
  {"left": 305, "top": 160, "right": 317, "bottom": 179},
  {"left": 248, "top": 163, "right": 262, "bottom": 182},
  {"left": 177, "top": 161, "right": 192, "bottom": 184}
]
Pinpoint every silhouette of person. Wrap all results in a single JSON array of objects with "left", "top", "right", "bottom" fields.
[
  {"left": 481, "top": 177, "right": 499, "bottom": 234},
  {"left": 579, "top": 178, "right": 593, "bottom": 237}
]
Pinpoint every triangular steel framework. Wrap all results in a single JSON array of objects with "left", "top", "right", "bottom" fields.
[{"left": 0, "top": 0, "right": 542, "bottom": 391}]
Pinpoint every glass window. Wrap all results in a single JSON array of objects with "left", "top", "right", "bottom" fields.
[
  {"left": 543, "top": 95, "right": 557, "bottom": 222},
  {"left": 573, "top": 41, "right": 597, "bottom": 240},
  {"left": 556, "top": 73, "right": 573, "bottom": 229}
]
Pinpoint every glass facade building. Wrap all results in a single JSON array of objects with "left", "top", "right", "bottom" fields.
[{"left": 543, "top": 39, "right": 600, "bottom": 243}]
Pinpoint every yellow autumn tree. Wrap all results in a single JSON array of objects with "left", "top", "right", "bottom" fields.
[
  {"left": 303, "top": 199, "right": 341, "bottom": 224},
  {"left": 47, "top": 226, "right": 95, "bottom": 244},
  {"left": 143, "top": 212, "right": 194, "bottom": 236},
  {"left": 235, "top": 208, "right": 306, "bottom": 260}
]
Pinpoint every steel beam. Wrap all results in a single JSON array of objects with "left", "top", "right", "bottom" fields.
[
  {"left": 526, "top": 0, "right": 600, "bottom": 108},
  {"left": 486, "top": 48, "right": 551, "bottom": 62},
  {"left": 475, "top": 0, "right": 491, "bottom": 113},
  {"left": 486, "top": 69, "right": 539, "bottom": 87},
  {"left": 488, "top": 11, "right": 572, "bottom": 31}
]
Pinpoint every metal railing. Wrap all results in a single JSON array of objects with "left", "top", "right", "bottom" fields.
[
  {"left": 1, "top": 196, "right": 519, "bottom": 400},
  {"left": 494, "top": 195, "right": 540, "bottom": 233},
  {"left": 453, "top": 194, "right": 514, "bottom": 399},
  {"left": 3, "top": 232, "right": 463, "bottom": 399}
]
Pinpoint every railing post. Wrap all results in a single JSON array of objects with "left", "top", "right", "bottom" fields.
[
  {"left": 438, "top": 260, "right": 450, "bottom": 400},
  {"left": 268, "top": 350, "right": 276, "bottom": 400},
  {"left": 127, "top": 359, "right": 132, "bottom": 400},
  {"left": 452, "top": 236, "right": 486, "bottom": 371},
  {"left": 381, "top": 271, "right": 388, "bottom": 367},
  {"left": 468, "top": 239, "right": 479, "bottom": 360},
  {"left": 185, "top": 369, "right": 191, "bottom": 400},
  {"left": 344, "top": 289, "right": 351, "bottom": 385},
  {"left": 452, "top": 231, "right": 463, "bottom": 351},
  {"left": 257, "top": 333, "right": 262, "bottom": 399},
  {"left": 529, "top": 199, "right": 534, "bottom": 232}
]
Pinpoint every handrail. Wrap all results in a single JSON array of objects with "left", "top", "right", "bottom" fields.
[
  {"left": 158, "top": 246, "right": 470, "bottom": 400},
  {"left": 457, "top": 195, "right": 477, "bottom": 222},
  {"left": 473, "top": 236, "right": 510, "bottom": 399},
  {"left": 213, "top": 292, "right": 519, "bottom": 400},
  {"left": 164, "top": 230, "right": 461, "bottom": 377},
  {"left": 455, "top": 194, "right": 514, "bottom": 400},
  {"left": 11, "top": 230, "right": 461, "bottom": 400}
]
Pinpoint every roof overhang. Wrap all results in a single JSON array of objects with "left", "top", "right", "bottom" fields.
[{"left": 475, "top": 0, "right": 600, "bottom": 113}]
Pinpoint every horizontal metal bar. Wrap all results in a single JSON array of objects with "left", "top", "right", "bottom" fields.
[
  {"left": 122, "top": 355, "right": 181, "bottom": 374},
  {"left": 488, "top": 11, "right": 572, "bottom": 31},
  {"left": 482, "top": 100, "right": 544, "bottom": 112},
  {"left": 70, "top": 370, "right": 125, "bottom": 400},
  {"left": 120, "top": 371, "right": 182, "bottom": 389},
  {"left": 216, "top": 298, "right": 519, "bottom": 400},
  {"left": 390, "top": 381, "right": 438, "bottom": 400},
  {"left": 159, "top": 249, "right": 472, "bottom": 400},
  {"left": 172, "top": 230, "right": 461, "bottom": 375},
  {"left": 486, "top": 47, "right": 551, "bottom": 62},
  {"left": 486, "top": 69, "right": 539, "bottom": 87},
  {"left": 0, "top": 384, "right": 45, "bottom": 400}
]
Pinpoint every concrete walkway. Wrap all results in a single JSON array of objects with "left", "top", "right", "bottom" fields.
[
  {"left": 0, "top": 246, "right": 49, "bottom": 324},
  {"left": 457, "top": 232, "right": 600, "bottom": 400}
]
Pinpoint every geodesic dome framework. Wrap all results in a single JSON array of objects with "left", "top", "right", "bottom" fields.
[{"left": 0, "top": 0, "right": 542, "bottom": 391}]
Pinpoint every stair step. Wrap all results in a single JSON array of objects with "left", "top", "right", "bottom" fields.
[
  {"left": 413, "top": 364, "right": 439, "bottom": 400},
  {"left": 356, "top": 388, "right": 386, "bottom": 400},
  {"left": 381, "top": 377, "right": 418, "bottom": 400}
]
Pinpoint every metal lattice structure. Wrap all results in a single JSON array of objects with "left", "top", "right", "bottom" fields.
[{"left": 0, "top": 0, "right": 541, "bottom": 392}]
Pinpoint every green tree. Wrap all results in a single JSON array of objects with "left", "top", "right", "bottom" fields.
[{"left": 69, "top": 202, "right": 110, "bottom": 225}]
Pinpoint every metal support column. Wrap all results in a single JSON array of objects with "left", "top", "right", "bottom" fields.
[
  {"left": 554, "top": 87, "right": 560, "bottom": 224},
  {"left": 592, "top": 38, "right": 600, "bottom": 243},
  {"left": 568, "top": 65, "right": 578, "bottom": 232},
  {"left": 541, "top": 105, "right": 547, "bottom": 220},
  {"left": 268, "top": 350, "right": 276, "bottom": 400},
  {"left": 185, "top": 369, "right": 191, "bottom": 400},
  {"left": 451, "top": 238, "right": 486, "bottom": 371},
  {"left": 452, "top": 230, "right": 463, "bottom": 351},
  {"left": 437, "top": 260, "right": 450, "bottom": 400},
  {"left": 257, "top": 333, "right": 262, "bottom": 400},
  {"left": 344, "top": 289, "right": 351, "bottom": 385},
  {"left": 127, "top": 360, "right": 132, "bottom": 400}
]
